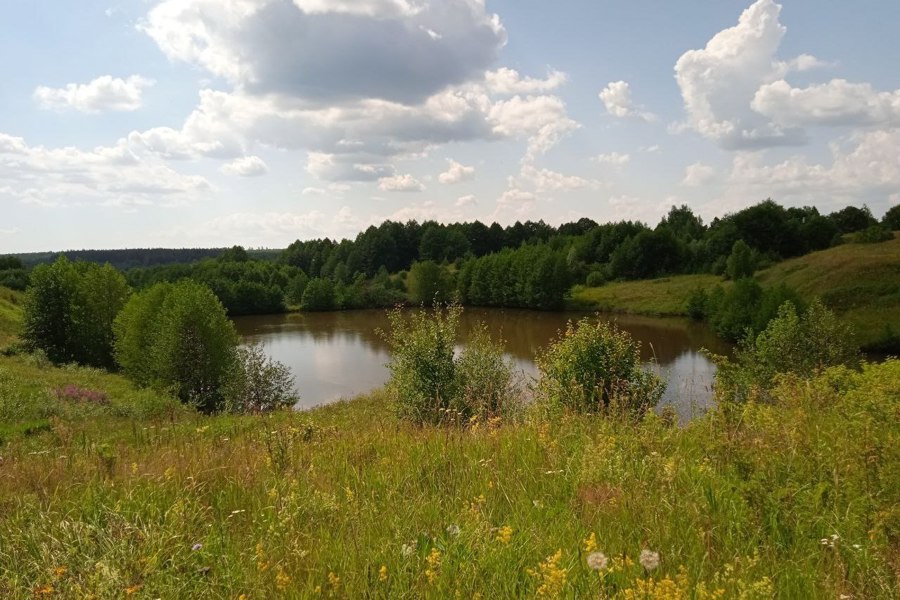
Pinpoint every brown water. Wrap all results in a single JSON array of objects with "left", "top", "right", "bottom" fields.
[{"left": 234, "top": 309, "right": 731, "bottom": 419}]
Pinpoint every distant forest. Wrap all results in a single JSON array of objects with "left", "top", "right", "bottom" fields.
[{"left": 2, "top": 200, "right": 898, "bottom": 322}]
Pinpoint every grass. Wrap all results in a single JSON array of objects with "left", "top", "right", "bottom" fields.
[
  {"left": 0, "top": 287, "right": 23, "bottom": 347},
  {"left": 570, "top": 236, "right": 900, "bottom": 350},
  {"left": 0, "top": 349, "right": 897, "bottom": 599},
  {"left": 568, "top": 275, "right": 722, "bottom": 316}
]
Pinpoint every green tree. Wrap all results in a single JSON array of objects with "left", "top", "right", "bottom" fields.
[
  {"left": 300, "top": 278, "right": 335, "bottom": 311},
  {"left": 407, "top": 260, "right": 450, "bottom": 304},
  {"left": 22, "top": 257, "right": 130, "bottom": 367},
  {"left": 115, "top": 281, "right": 238, "bottom": 412},
  {"left": 883, "top": 204, "right": 900, "bottom": 230},
  {"left": 725, "top": 240, "right": 756, "bottom": 280}
]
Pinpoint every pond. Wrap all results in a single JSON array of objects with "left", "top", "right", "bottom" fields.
[{"left": 234, "top": 308, "right": 731, "bottom": 420}]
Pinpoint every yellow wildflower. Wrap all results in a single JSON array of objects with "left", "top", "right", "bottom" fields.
[
  {"left": 379, "top": 565, "right": 388, "bottom": 582},
  {"left": 124, "top": 584, "right": 142, "bottom": 595},
  {"left": 53, "top": 566, "right": 67, "bottom": 578},
  {"left": 495, "top": 525, "right": 513, "bottom": 545},
  {"left": 34, "top": 585, "right": 54, "bottom": 596},
  {"left": 528, "top": 550, "right": 567, "bottom": 599},
  {"left": 582, "top": 532, "right": 597, "bottom": 553},
  {"left": 275, "top": 568, "right": 291, "bottom": 590},
  {"left": 425, "top": 548, "right": 442, "bottom": 584},
  {"left": 328, "top": 571, "right": 341, "bottom": 592}
]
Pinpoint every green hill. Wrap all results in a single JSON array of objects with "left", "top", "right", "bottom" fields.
[
  {"left": 571, "top": 235, "right": 900, "bottom": 350},
  {"left": 0, "top": 287, "right": 22, "bottom": 346}
]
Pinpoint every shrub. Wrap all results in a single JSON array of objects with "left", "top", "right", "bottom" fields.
[
  {"left": 223, "top": 343, "right": 298, "bottom": 413},
  {"left": 536, "top": 318, "right": 665, "bottom": 416},
  {"left": 300, "top": 278, "right": 335, "bottom": 311},
  {"left": 714, "top": 299, "right": 860, "bottom": 402},
  {"left": 585, "top": 270, "right": 606, "bottom": 287},
  {"left": 685, "top": 287, "right": 708, "bottom": 320},
  {"left": 381, "top": 304, "right": 518, "bottom": 425},
  {"left": 852, "top": 224, "right": 894, "bottom": 244},
  {"left": 381, "top": 304, "right": 460, "bottom": 424},
  {"left": 455, "top": 325, "right": 520, "bottom": 420},
  {"left": 725, "top": 240, "right": 756, "bottom": 280}
]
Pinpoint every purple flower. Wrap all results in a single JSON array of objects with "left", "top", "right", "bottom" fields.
[{"left": 192, "top": 543, "right": 203, "bottom": 551}]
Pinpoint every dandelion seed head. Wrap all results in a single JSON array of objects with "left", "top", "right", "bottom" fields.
[
  {"left": 639, "top": 549, "right": 660, "bottom": 571},
  {"left": 586, "top": 552, "right": 608, "bottom": 571},
  {"left": 191, "top": 543, "right": 203, "bottom": 551}
]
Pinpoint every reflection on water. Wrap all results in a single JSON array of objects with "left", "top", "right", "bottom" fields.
[{"left": 234, "top": 308, "right": 731, "bottom": 420}]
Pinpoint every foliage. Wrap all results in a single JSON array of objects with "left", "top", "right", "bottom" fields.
[
  {"left": 381, "top": 304, "right": 460, "bottom": 424},
  {"left": 715, "top": 300, "right": 860, "bottom": 401},
  {"left": 685, "top": 287, "right": 708, "bottom": 320},
  {"left": 852, "top": 224, "right": 894, "bottom": 244},
  {"left": 223, "top": 343, "right": 298, "bottom": 413},
  {"left": 883, "top": 203, "right": 900, "bottom": 230},
  {"left": 725, "top": 239, "right": 756, "bottom": 279},
  {"left": 407, "top": 260, "right": 452, "bottom": 304},
  {"left": 706, "top": 279, "right": 803, "bottom": 342},
  {"left": 22, "top": 257, "right": 131, "bottom": 368},
  {"left": 585, "top": 270, "right": 606, "bottom": 287},
  {"left": 455, "top": 325, "right": 520, "bottom": 420},
  {"left": 458, "top": 244, "right": 569, "bottom": 310},
  {"left": 537, "top": 317, "right": 665, "bottom": 415},
  {"left": 114, "top": 281, "right": 238, "bottom": 412},
  {"left": 300, "top": 277, "right": 335, "bottom": 311},
  {"left": 829, "top": 205, "right": 877, "bottom": 234}
]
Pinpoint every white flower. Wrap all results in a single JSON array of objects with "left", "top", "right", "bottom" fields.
[
  {"left": 639, "top": 549, "right": 660, "bottom": 571},
  {"left": 446, "top": 524, "right": 461, "bottom": 537},
  {"left": 586, "top": 552, "right": 608, "bottom": 571},
  {"left": 401, "top": 543, "right": 414, "bottom": 558}
]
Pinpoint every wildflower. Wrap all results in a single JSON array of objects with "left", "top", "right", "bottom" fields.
[
  {"left": 425, "top": 548, "right": 442, "bottom": 584},
  {"left": 401, "top": 543, "right": 414, "bottom": 558},
  {"left": 276, "top": 568, "right": 291, "bottom": 590},
  {"left": 34, "top": 585, "right": 54, "bottom": 596},
  {"left": 446, "top": 524, "right": 461, "bottom": 537},
  {"left": 495, "top": 525, "right": 513, "bottom": 545},
  {"left": 582, "top": 532, "right": 597, "bottom": 554},
  {"left": 586, "top": 552, "right": 608, "bottom": 571},
  {"left": 53, "top": 566, "right": 67, "bottom": 578},
  {"left": 639, "top": 549, "right": 660, "bottom": 571},
  {"left": 527, "top": 550, "right": 567, "bottom": 599},
  {"left": 192, "top": 543, "right": 203, "bottom": 551},
  {"left": 125, "top": 584, "right": 142, "bottom": 595},
  {"left": 379, "top": 565, "right": 388, "bottom": 582},
  {"left": 328, "top": 571, "right": 341, "bottom": 591}
]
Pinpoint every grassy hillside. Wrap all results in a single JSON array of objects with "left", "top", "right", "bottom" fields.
[
  {"left": 571, "top": 236, "right": 900, "bottom": 349},
  {"left": 0, "top": 287, "right": 23, "bottom": 347},
  {"left": 0, "top": 350, "right": 897, "bottom": 598},
  {"left": 757, "top": 234, "right": 900, "bottom": 349}
]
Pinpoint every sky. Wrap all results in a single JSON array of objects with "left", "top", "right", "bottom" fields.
[{"left": 1, "top": 0, "right": 899, "bottom": 252}]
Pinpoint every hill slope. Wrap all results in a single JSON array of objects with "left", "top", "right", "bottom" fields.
[
  {"left": 0, "top": 287, "right": 22, "bottom": 346},
  {"left": 571, "top": 235, "right": 900, "bottom": 349}
]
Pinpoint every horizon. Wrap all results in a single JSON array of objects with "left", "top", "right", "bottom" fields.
[{"left": 2, "top": 0, "right": 900, "bottom": 253}]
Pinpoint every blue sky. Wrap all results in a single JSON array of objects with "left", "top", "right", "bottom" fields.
[{"left": 1, "top": 0, "right": 899, "bottom": 252}]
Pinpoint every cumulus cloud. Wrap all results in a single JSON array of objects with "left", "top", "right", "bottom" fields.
[
  {"left": 752, "top": 79, "right": 900, "bottom": 127},
  {"left": 682, "top": 162, "right": 716, "bottom": 186},
  {"left": 519, "top": 164, "right": 594, "bottom": 193},
  {"left": 592, "top": 152, "right": 630, "bottom": 169},
  {"left": 378, "top": 173, "right": 425, "bottom": 192},
  {"left": 220, "top": 155, "right": 268, "bottom": 177},
  {"left": 455, "top": 194, "right": 477, "bottom": 207},
  {"left": 0, "top": 132, "right": 209, "bottom": 207},
  {"left": 489, "top": 94, "right": 579, "bottom": 162},
  {"left": 438, "top": 159, "right": 475, "bottom": 184},
  {"left": 140, "top": 0, "right": 506, "bottom": 104},
  {"left": 34, "top": 75, "right": 154, "bottom": 113},
  {"left": 485, "top": 68, "right": 567, "bottom": 95},
  {"left": 727, "top": 129, "right": 900, "bottom": 211},
  {"left": 673, "top": 0, "right": 814, "bottom": 149},
  {"left": 599, "top": 81, "right": 656, "bottom": 122}
]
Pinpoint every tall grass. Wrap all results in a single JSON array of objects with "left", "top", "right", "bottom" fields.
[{"left": 0, "top": 351, "right": 897, "bottom": 598}]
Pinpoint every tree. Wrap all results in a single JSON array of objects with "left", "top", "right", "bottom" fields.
[
  {"left": 883, "top": 204, "right": 900, "bottom": 230},
  {"left": 725, "top": 240, "right": 756, "bottom": 280},
  {"left": 223, "top": 343, "right": 298, "bottom": 413},
  {"left": 22, "top": 257, "right": 130, "bottom": 367},
  {"left": 115, "top": 281, "right": 239, "bottom": 412},
  {"left": 829, "top": 205, "right": 877, "bottom": 234},
  {"left": 407, "top": 260, "right": 450, "bottom": 304},
  {"left": 300, "top": 278, "right": 335, "bottom": 311}
]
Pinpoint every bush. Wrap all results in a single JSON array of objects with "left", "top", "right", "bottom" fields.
[
  {"left": 455, "top": 325, "right": 520, "bottom": 420},
  {"left": 115, "top": 281, "right": 239, "bottom": 412},
  {"left": 536, "top": 317, "right": 665, "bottom": 416},
  {"left": 300, "top": 278, "right": 335, "bottom": 311},
  {"left": 852, "top": 224, "right": 894, "bottom": 244},
  {"left": 381, "top": 304, "right": 518, "bottom": 425},
  {"left": 714, "top": 299, "right": 860, "bottom": 401},
  {"left": 708, "top": 279, "right": 803, "bottom": 342},
  {"left": 585, "top": 270, "right": 606, "bottom": 287},
  {"left": 223, "top": 343, "right": 298, "bottom": 413},
  {"left": 725, "top": 240, "right": 756, "bottom": 280},
  {"left": 685, "top": 287, "right": 708, "bottom": 320}
]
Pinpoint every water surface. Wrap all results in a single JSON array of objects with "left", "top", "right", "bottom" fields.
[{"left": 234, "top": 309, "right": 731, "bottom": 420}]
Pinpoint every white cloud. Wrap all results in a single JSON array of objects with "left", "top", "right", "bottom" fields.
[
  {"left": 378, "top": 173, "right": 425, "bottom": 192},
  {"left": 455, "top": 194, "right": 477, "bottom": 207},
  {"left": 752, "top": 79, "right": 900, "bottom": 127},
  {"left": 592, "top": 152, "right": 630, "bottom": 169},
  {"left": 34, "top": 75, "right": 154, "bottom": 113},
  {"left": 140, "top": 0, "right": 506, "bottom": 103},
  {"left": 0, "top": 133, "right": 210, "bottom": 208},
  {"left": 497, "top": 187, "right": 535, "bottom": 205},
  {"left": 673, "top": 0, "right": 814, "bottom": 149},
  {"left": 682, "top": 162, "right": 716, "bottom": 186},
  {"left": 519, "top": 164, "right": 593, "bottom": 193},
  {"left": 599, "top": 81, "right": 656, "bottom": 122},
  {"left": 438, "top": 159, "right": 475, "bottom": 184},
  {"left": 485, "top": 68, "right": 567, "bottom": 95},
  {"left": 220, "top": 155, "right": 268, "bottom": 177},
  {"left": 727, "top": 129, "right": 900, "bottom": 212},
  {"left": 489, "top": 94, "right": 579, "bottom": 162}
]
